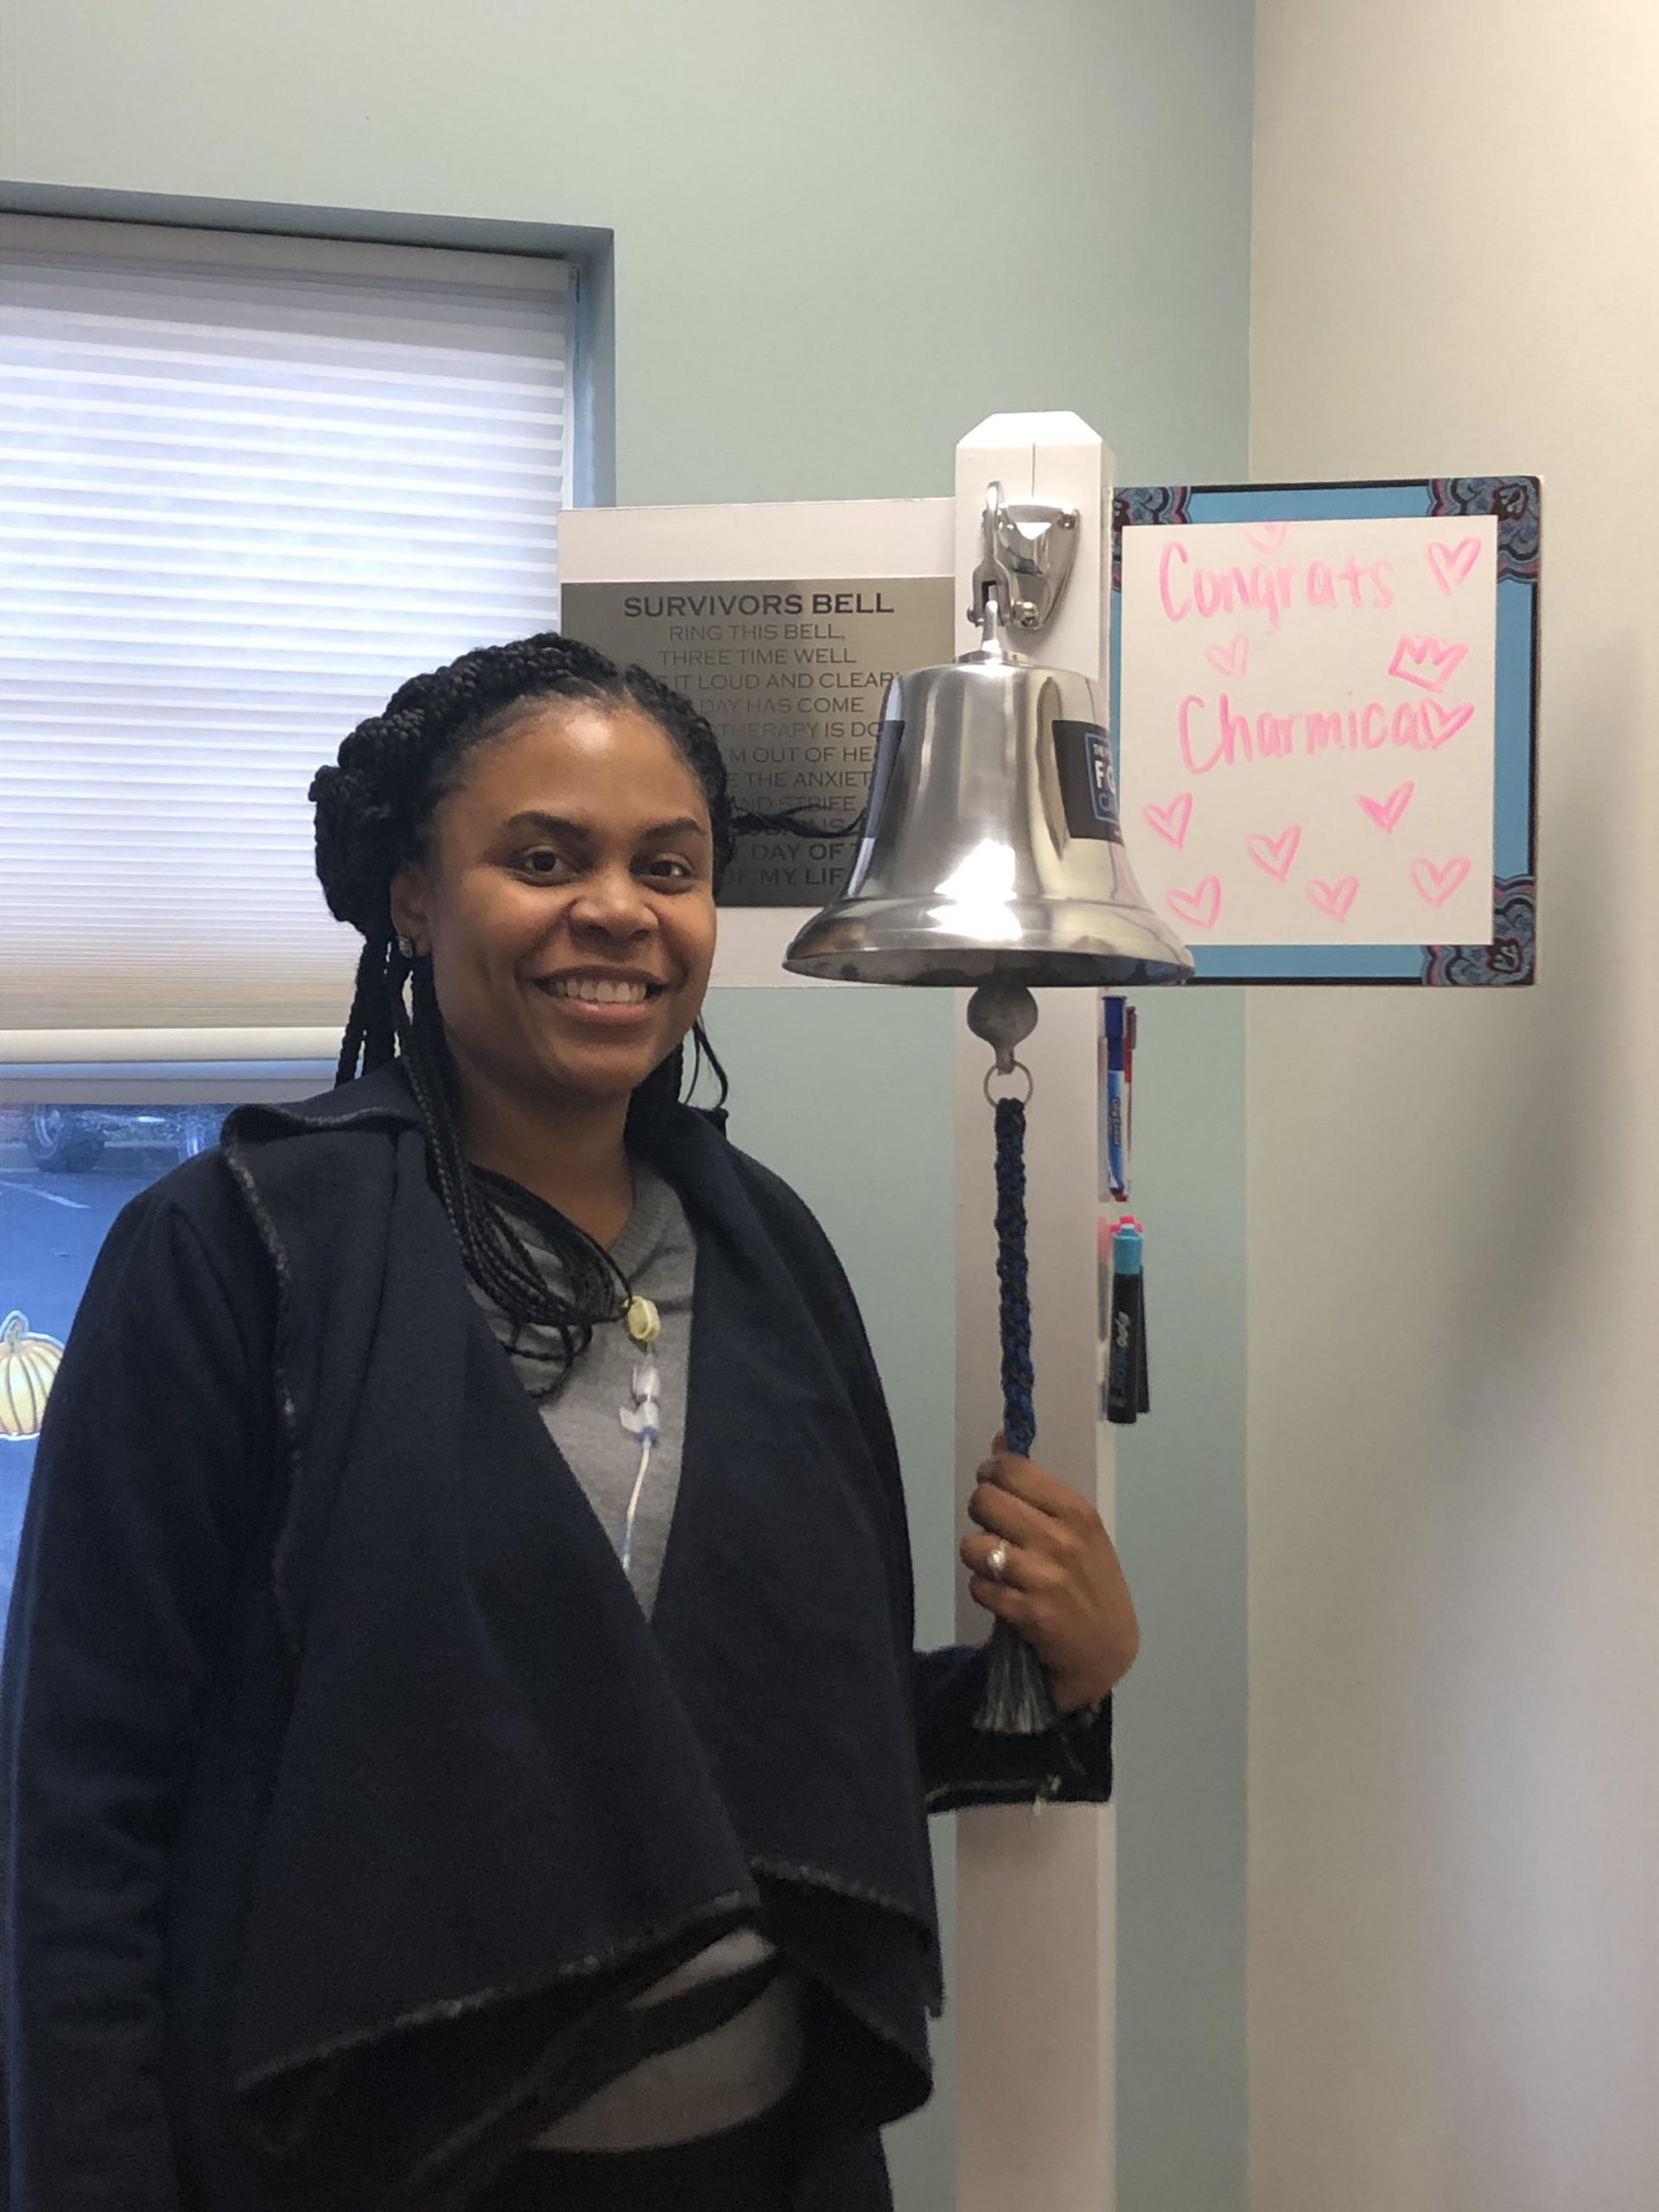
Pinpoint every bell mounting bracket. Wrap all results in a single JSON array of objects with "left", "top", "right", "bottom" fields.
[{"left": 965, "top": 480, "right": 1081, "bottom": 633}]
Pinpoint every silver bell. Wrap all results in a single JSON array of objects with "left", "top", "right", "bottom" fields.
[{"left": 783, "top": 626, "right": 1193, "bottom": 988}]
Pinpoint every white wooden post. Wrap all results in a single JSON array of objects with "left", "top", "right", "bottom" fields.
[{"left": 952, "top": 415, "right": 1117, "bottom": 2212}]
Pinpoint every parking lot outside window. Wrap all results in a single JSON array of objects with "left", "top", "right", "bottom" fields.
[{"left": 0, "top": 1108, "right": 234, "bottom": 1613}]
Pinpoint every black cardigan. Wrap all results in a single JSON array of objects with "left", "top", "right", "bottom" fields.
[{"left": 0, "top": 1065, "right": 1111, "bottom": 2211}]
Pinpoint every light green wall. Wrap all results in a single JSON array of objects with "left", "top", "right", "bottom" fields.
[
  {"left": 0, "top": 5, "right": 1253, "bottom": 2203},
  {"left": 0, "top": 0, "right": 1249, "bottom": 503}
]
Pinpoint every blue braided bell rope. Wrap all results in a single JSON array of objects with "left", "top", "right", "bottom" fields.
[
  {"left": 992, "top": 1097, "right": 1036, "bottom": 1458},
  {"left": 976, "top": 1093, "right": 1060, "bottom": 1734}
]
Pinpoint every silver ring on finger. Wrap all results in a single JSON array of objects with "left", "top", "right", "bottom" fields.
[{"left": 985, "top": 1539, "right": 1011, "bottom": 1581}]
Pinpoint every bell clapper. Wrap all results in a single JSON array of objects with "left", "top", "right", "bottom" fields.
[{"left": 967, "top": 977, "right": 1039, "bottom": 1082}]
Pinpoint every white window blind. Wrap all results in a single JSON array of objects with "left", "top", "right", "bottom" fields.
[{"left": 0, "top": 216, "right": 571, "bottom": 1057}]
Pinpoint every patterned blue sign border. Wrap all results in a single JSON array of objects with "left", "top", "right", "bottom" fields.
[{"left": 1110, "top": 476, "right": 1541, "bottom": 986}]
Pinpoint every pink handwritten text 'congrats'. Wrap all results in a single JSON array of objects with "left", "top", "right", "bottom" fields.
[{"left": 1160, "top": 539, "right": 1395, "bottom": 632}]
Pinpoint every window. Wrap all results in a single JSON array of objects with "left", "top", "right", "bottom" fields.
[
  {"left": 0, "top": 214, "right": 579, "bottom": 1604},
  {"left": 0, "top": 1104, "right": 238, "bottom": 1618},
  {"left": 0, "top": 213, "right": 573, "bottom": 1060}
]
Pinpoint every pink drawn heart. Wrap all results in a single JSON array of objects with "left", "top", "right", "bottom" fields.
[
  {"left": 1359, "top": 781, "right": 1415, "bottom": 833},
  {"left": 1427, "top": 537, "right": 1480, "bottom": 592},
  {"left": 1308, "top": 876, "right": 1359, "bottom": 922},
  {"left": 1205, "top": 633, "right": 1249, "bottom": 677},
  {"left": 1388, "top": 633, "right": 1468, "bottom": 693},
  {"left": 1410, "top": 855, "right": 1471, "bottom": 906},
  {"left": 1143, "top": 792, "right": 1194, "bottom": 849},
  {"left": 1242, "top": 520, "right": 1289, "bottom": 552},
  {"left": 1421, "top": 698, "right": 1474, "bottom": 746},
  {"left": 1246, "top": 824, "right": 1302, "bottom": 880},
  {"left": 1166, "top": 876, "right": 1221, "bottom": 930}
]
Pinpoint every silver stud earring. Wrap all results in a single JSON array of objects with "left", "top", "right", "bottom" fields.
[{"left": 396, "top": 933, "right": 416, "bottom": 960}]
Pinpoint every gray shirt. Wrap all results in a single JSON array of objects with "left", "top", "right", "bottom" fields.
[
  {"left": 471, "top": 1161, "right": 804, "bottom": 2150},
  {"left": 474, "top": 1159, "right": 693, "bottom": 1619}
]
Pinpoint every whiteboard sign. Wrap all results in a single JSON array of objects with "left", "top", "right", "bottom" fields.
[
  {"left": 1122, "top": 514, "right": 1496, "bottom": 944},
  {"left": 1112, "top": 479, "right": 1539, "bottom": 985}
]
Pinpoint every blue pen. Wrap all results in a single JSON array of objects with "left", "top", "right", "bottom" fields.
[{"left": 1102, "top": 996, "right": 1129, "bottom": 1200}]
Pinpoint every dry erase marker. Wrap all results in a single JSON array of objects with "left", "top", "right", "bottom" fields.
[
  {"left": 1106, "top": 1219, "right": 1144, "bottom": 1425},
  {"left": 1103, "top": 996, "right": 1129, "bottom": 1200}
]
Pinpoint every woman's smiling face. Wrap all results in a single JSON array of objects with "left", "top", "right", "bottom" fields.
[{"left": 391, "top": 697, "right": 718, "bottom": 1116}]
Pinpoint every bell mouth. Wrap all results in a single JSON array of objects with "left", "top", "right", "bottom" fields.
[{"left": 783, "top": 894, "right": 1194, "bottom": 988}]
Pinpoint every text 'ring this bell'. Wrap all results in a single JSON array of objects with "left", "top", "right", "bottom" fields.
[{"left": 784, "top": 486, "right": 1193, "bottom": 988}]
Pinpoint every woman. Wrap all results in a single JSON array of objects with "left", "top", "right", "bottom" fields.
[{"left": 0, "top": 633, "right": 1139, "bottom": 2212}]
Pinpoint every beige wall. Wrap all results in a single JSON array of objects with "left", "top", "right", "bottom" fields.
[{"left": 1249, "top": 5, "right": 1659, "bottom": 2209}]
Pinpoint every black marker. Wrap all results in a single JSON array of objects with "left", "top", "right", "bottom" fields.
[{"left": 1106, "top": 1221, "right": 1147, "bottom": 1426}]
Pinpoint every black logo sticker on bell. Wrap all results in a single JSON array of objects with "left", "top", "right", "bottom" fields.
[{"left": 1055, "top": 720, "right": 1124, "bottom": 843}]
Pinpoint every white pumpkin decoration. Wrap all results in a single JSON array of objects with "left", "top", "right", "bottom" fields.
[{"left": 0, "top": 1312, "right": 64, "bottom": 1442}]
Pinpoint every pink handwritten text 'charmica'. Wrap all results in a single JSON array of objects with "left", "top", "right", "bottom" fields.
[
  {"left": 1388, "top": 634, "right": 1468, "bottom": 692},
  {"left": 1359, "top": 782, "right": 1415, "bottom": 832},
  {"left": 1308, "top": 877, "right": 1359, "bottom": 922},
  {"left": 1427, "top": 539, "right": 1481, "bottom": 593},
  {"left": 1159, "top": 539, "right": 1395, "bottom": 631},
  {"left": 1410, "top": 855, "right": 1472, "bottom": 906},
  {"left": 1179, "top": 692, "right": 1474, "bottom": 773},
  {"left": 1143, "top": 792, "right": 1193, "bottom": 849},
  {"left": 1166, "top": 877, "right": 1222, "bottom": 930},
  {"left": 1246, "top": 825, "right": 1302, "bottom": 880}
]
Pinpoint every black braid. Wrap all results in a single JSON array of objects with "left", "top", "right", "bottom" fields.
[{"left": 309, "top": 631, "right": 734, "bottom": 1388}]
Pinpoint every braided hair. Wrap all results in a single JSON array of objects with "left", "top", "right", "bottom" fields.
[{"left": 309, "top": 630, "right": 734, "bottom": 1385}]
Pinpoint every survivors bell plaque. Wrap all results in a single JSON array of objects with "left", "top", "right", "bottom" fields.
[{"left": 562, "top": 576, "right": 954, "bottom": 906}]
